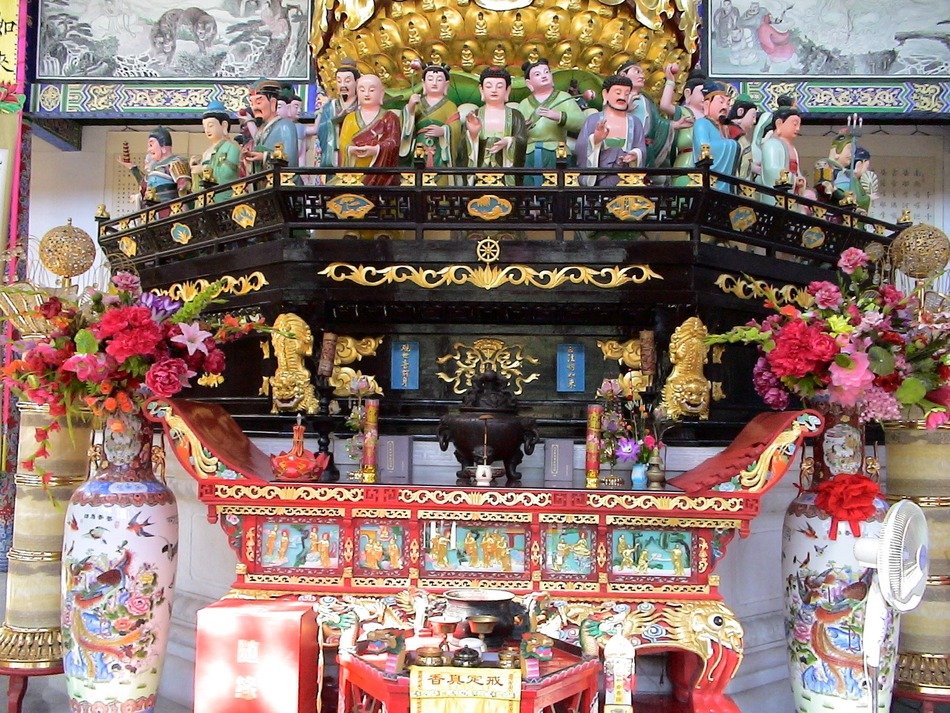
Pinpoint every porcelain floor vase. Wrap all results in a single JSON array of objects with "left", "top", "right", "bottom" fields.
[
  {"left": 884, "top": 424, "right": 950, "bottom": 699},
  {"left": 61, "top": 410, "right": 178, "bottom": 713},
  {"left": 783, "top": 489, "right": 894, "bottom": 713}
]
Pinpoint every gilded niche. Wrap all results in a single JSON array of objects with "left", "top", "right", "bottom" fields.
[{"left": 660, "top": 317, "right": 710, "bottom": 421}]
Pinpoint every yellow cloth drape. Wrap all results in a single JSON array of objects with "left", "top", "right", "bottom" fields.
[{"left": 409, "top": 666, "right": 521, "bottom": 713}]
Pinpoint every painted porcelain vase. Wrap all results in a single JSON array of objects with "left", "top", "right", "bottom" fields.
[
  {"left": 61, "top": 410, "right": 178, "bottom": 713},
  {"left": 782, "top": 406, "right": 896, "bottom": 713}
]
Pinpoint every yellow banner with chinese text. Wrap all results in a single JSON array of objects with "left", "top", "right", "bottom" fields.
[
  {"left": 0, "top": 0, "right": 18, "bottom": 85},
  {"left": 409, "top": 665, "right": 521, "bottom": 713}
]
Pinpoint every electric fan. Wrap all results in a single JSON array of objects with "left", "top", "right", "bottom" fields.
[{"left": 853, "top": 499, "right": 929, "bottom": 712}]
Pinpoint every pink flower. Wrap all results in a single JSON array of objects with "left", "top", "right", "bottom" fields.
[
  {"left": 111, "top": 272, "right": 142, "bottom": 295},
  {"left": 828, "top": 351, "right": 875, "bottom": 407},
  {"left": 170, "top": 322, "right": 212, "bottom": 356},
  {"left": 61, "top": 353, "right": 114, "bottom": 382},
  {"left": 926, "top": 410, "right": 950, "bottom": 429},
  {"left": 807, "top": 281, "right": 842, "bottom": 309},
  {"left": 113, "top": 617, "right": 135, "bottom": 633},
  {"left": 837, "top": 247, "right": 868, "bottom": 275},
  {"left": 879, "top": 284, "right": 904, "bottom": 307},
  {"left": 642, "top": 434, "right": 656, "bottom": 449},
  {"left": 125, "top": 594, "right": 151, "bottom": 616},
  {"left": 145, "top": 358, "right": 194, "bottom": 398}
]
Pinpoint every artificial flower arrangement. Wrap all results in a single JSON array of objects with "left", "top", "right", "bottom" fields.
[
  {"left": 344, "top": 374, "right": 376, "bottom": 460},
  {"left": 1, "top": 271, "right": 261, "bottom": 481},
  {"left": 709, "top": 247, "right": 950, "bottom": 427},
  {"left": 596, "top": 375, "right": 660, "bottom": 469}
]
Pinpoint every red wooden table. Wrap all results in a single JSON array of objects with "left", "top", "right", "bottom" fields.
[
  {"left": 338, "top": 647, "right": 600, "bottom": 713},
  {"left": 0, "top": 664, "right": 63, "bottom": 713}
]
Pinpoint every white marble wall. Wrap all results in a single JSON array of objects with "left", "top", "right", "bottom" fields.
[{"left": 156, "top": 437, "right": 826, "bottom": 712}]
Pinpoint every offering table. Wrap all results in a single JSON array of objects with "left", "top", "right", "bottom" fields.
[
  {"left": 338, "top": 645, "right": 599, "bottom": 713},
  {"left": 147, "top": 399, "right": 822, "bottom": 713}
]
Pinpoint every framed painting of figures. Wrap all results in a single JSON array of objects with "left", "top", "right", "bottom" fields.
[
  {"left": 706, "top": 0, "right": 949, "bottom": 79},
  {"left": 36, "top": 0, "right": 312, "bottom": 80}
]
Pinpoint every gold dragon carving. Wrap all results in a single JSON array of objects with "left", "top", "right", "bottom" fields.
[
  {"left": 660, "top": 317, "right": 711, "bottom": 421},
  {"left": 265, "top": 313, "right": 319, "bottom": 414}
]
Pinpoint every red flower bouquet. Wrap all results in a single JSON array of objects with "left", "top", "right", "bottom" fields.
[
  {"left": 710, "top": 247, "right": 950, "bottom": 426},
  {"left": 2, "top": 272, "right": 261, "bottom": 478}
]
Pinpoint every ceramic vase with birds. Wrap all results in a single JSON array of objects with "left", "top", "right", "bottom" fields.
[
  {"left": 781, "top": 414, "right": 896, "bottom": 713},
  {"left": 61, "top": 409, "right": 178, "bottom": 712}
]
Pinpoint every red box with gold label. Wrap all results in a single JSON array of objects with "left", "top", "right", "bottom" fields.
[{"left": 195, "top": 598, "right": 318, "bottom": 713}]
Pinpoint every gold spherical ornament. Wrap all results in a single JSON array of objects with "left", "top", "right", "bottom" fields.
[
  {"left": 889, "top": 223, "right": 950, "bottom": 280},
  {"left": 38, "top": 218, "right": 96, "bottom": 279}
]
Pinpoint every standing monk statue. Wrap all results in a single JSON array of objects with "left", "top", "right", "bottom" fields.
[
  {"left": 757, "top": 106, "right": 810, "bottom": 204},
  {"left": 576, "top": 75, "right": 646, "bottom": 187},
  {"left": 119, "top": 126, "right": 191, "bottom": 207},
  {"left": 692, "top": 83, "right": 740, "bottom": 189},
  {"left": 338, "top": 74, "right": 402, "bottom": 186},
  {"left": 316, "top": 60, "right": 360, "bottom": 169},
  {"left": 191, "top": 101, "right": 242, "bottom": 201},
  {"left": 516, "top": 58, "right": 585, "bottom": 185},
  {"left": 243, "top": 79, "right": 300, "bottom": 173},
  {"left": 400, "top": 62, "right": 460, "bottom": 183},
  {"left": 463, "top": 67, "right": 527, "bottom": 185},
  {"left": 618, "top": 61, "right": 690, "bottom": 170}
]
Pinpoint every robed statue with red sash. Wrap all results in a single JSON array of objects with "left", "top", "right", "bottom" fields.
[{"left": 338, "top": 74, "right": 401, "bottom": 186}]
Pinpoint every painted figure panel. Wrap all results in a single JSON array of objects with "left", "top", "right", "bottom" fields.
[
  {"left": 707, "top": 0, "right": 949, "bottom": 78},
  {"left": 610, "top": 529, "right": 692, "bottom": 577},
  {"left": 422, "top": 522, "right": 527, "bottom": 575},
  {"left": 37, "top": 0, "right": 311, "bottom": 80},
  {"left": 541, "top": 525, "right": 595, "bottom": 577},
  {"left": 355, "top": 523, "right": 406, "bottom": 572},
  {"left": 260, "top": 521, "right": 340, "bottom": 570}
]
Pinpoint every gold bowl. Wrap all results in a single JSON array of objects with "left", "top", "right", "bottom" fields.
[{"left": 467, "top": 615, "right": 500, "bottom": 636}]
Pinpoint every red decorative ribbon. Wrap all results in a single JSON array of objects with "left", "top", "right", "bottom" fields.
[{"left": 814, "top": 473, "right": 881, "bottom": 540}]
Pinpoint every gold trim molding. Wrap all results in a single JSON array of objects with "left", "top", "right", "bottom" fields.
[
  {"left": 319, "top": 262, "right": 661, "bottom": 291},
  {"left": 587, "top": 493, "right": 745, "bottom": 513},
  {"left": 159, "top": 272, "right": 269, "bottom": 302},
  {"left": 213, "top": 484, "right": 366, "bottom": 502},
  {"left": 897, "top": 651, "right": 950, "bottom": 691},
  {"left": 399, "top": 489, "right": 551, "bottom": 509},
  {"left": 714, "top": 273, "right": 812, "bottom": 309},
  {"left": 605, "top": 516, "right": 743, "bottom": 529}
]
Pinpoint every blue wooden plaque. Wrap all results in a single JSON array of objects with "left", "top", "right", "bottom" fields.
[
  {"left": 391, "top": 341, "right": 419, "bottom": 390},
  {"left": 556, "top": 343, "right": 585, "bottom": 393}
]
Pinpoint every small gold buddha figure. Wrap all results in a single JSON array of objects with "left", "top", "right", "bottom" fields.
[
  {"left": 627, "top": 27, "right": 650, "bottom": 60},
  {"left": 390, "top": 2, "right": 403, "bottom": 17},
  {"left": 587, "top": 48, "right": 604, "bottom": 72},
  {"left": 407, "top": 20, "right": 422, "bottom": 46},
  {"left": 460, "top": 43, "right": 476, "bottom": 70},
  {"left": 379, "top": 28, "right": 395, "bottom": 50},
  {"left": 375, "top": 61, "right": 392, "bottom": 82},
  {"left": 579, "top": 18, "right": 595, "bottom": 45},
  {"left": 491, "top": 43, "right": 506, "bottom": 66},
  {"left": 527, "top": 47, "right": 540, "bottom": 63},
  {"left": 458, "top": 0, "right": 469, "bottom": 7},
  {"left": 545, "top": 14, "right": 561, "bottom": 44},
  {"left": 400, "top": 51, "right": 416, "bottom": 75},
  {"left": 511, "top": 12, "right": 525, "bottom": 38},
  {"left": 421, "top": 0, "right": 435, "bottom": 10},
  {"left": 439, "top": 13, "right": 454, "bottom": 41},
  {"left": 355, "top": 33, "right": 371, "bottom": 57},
  {"left": 429, "top": 48, "right": 444, "bottom": 65},
  {"left": 558, "top": 46, "right": 573, "bottom": 68},
  {"left": 566, "top": 0, "right": 581, "bottom": 10},
  {"left": 475, "top": 11, "right": 489, "bottom": 37},
  {"left": 609, "top": 21, "right": 627, "bottom": 51}
]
